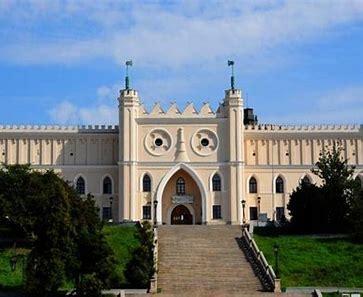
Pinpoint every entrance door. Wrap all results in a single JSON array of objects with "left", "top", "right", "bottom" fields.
[{"left": 171, "top": 205, "right": 193, "bottom": 225}]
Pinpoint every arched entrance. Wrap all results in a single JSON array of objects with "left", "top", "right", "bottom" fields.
[
  {"left": 171, "top": 205, "right": 193, "bottom": 225},
  {"left": 158, "top": 166, "right": 203, "bottom": 225}
]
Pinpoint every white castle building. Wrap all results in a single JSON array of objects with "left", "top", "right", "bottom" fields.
[{"left": 1, "top": 67, "right": 362, "bottom": 225}]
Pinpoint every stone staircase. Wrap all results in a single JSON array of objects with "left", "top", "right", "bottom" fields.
[{"left": 156, "top": 225, "right": 263, "bottom": 296}]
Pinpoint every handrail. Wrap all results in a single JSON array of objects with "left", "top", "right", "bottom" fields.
[
  {"left": 149, "top": 227, "right": 158, "bottom": 293},
  {"left": 241, "top": 227, "right": 281, "bottom": 293}
]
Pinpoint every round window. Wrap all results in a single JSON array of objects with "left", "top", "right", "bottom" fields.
[
  {"left": 154, "top": 138, "right": 163, "bottom": 147},
  {"left": 201, "top": 138, "right": 209, "bottom": 147}
]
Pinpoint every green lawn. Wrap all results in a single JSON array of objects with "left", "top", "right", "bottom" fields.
[
  {"left": 0, "top": 224, "right": 139, "bottom": 289},
  {"left": 103, "top": 224, "right": 140, "bottom": 286},
  {"left": 254, "top": 234, "right": 363, "bottom": 288}
]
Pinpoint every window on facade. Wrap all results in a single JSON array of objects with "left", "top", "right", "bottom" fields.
[
  {"left": 76, "top": 176, "right": 85, "bottom": 195},
  {"left": 212, "top": 174, "right": 221, "bottom": 192},
  {"left": 176, "top": 177, "right": 186, "bottom": 195},
  {"left": 275, "top": 176, "right": 284, "bottom": 193},
  {"left": 249, "top": 177, "right": 257, "bottom": 193},
  {"left": 103, "top": 176, "right": 112, "bottom": 194},
  {"left": 249, "top": 207, "right": 258, "bottom": 220},
  {"left": 301, "top": 175, "right": 311, "bottom": 186},
  {"left": 102, "top": 207, "right": 111, "bottom": 220},
  {"left": 143, "top": 174, "right": 151, "bottom": 192},
  {"left": 143, "top": 205, "right": 152, "bottom": 220},
  {"left": 276, "top": 207, "right": 285, "bottom": 221},
  {"left": 213, "top": 205, "right": 222, "bottom": 219}
]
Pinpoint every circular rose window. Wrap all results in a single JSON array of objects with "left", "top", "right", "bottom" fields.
[
  {"left": 191, "top": 129, "right": 219, "bottom": 156},
  {"left": 144, "top": 129, "right": 172, "bottom": 156}
]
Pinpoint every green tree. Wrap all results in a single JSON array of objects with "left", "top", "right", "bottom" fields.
[
  {"left": 0, "top": 165, "right": 116, "bottom": 296},
  {"left": 312, "top": 145, "right": 356, "bottom": 232},
  {"left": 125, "top": 221, "right": 154, "bottom": 288},
  {"left": 288, "top": 144, "right": 357, "bottom": 233}
]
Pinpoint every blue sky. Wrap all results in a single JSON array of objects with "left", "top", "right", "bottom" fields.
[{"left": 0, "top": 0, "right": 363, "bottom": 125}]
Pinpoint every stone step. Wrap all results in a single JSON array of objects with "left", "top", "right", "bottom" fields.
[{"left": 157, "top": 225, "right": 263, "bottom": 294}]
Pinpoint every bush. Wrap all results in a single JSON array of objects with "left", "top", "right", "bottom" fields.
[
  {"left": 125, "top": 221, "right": 154, "bottom": 288},
  {"left": 77, "top": 273, "right": 103, "bottom": 297}
]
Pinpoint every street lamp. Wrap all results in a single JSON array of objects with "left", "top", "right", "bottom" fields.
[
  {"left": 153, "top": 200, "right": 158, "bottom": 227},
  {"left": 109, "top": 196, "right": 113, "bottom": 222},
  {"left": 274, "top": 243, "right": 280, "bottom": 278},
  {"left": 257, "top": 196, "right": 261, "bottom": 215},
  {"left": 241, "top": 200, "right": 246, "bottom": 226}
]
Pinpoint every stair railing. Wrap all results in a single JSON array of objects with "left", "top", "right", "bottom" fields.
[
  {"left": 149, "top": 227, "right": 158, "bottom": 293},
  {"left": 241, "top": 227, "right": 281, "bottom": 293}
]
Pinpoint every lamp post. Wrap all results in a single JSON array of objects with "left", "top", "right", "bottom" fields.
[
  {"left": 153, "top": 200, "right": 158, "bottom": 227},
  {"left": 241, "top": 200, "right": 246, "bottom": 226},
  {"left": 274, "top": 243, "right": 280, "bottom": 278},
  {"left": 109, "top": 196, "right": 113, "bottom": 222},
  {"left": 257, "top": 196, "right": 261, "bottom": 215}
]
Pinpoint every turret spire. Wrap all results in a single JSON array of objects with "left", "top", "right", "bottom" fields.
[
  {"left": 125, "top": 60, "right": 133, "bottom": 90},
  {"left": 228, "top": 60, "right": 235, "bottom": 90}
]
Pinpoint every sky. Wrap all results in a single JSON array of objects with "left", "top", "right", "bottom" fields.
[{"left": 0, "top": 0, "right": 363, "bottom": 125}]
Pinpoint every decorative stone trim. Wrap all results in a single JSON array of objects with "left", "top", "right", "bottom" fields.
[
  {"left": 0, "top": 125, "right": 119, "bottom": 133},
  {"left": 245, "top": 124, "right": 361, "bottom": 132}
]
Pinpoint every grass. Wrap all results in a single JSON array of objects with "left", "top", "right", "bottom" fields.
[
  {"left": 103, "top": 224, "right": 140, "bottom": 286},
  {"left": 254, "top": 234, "right": 363, "bottom": 288},
  {"left": 0, "top": 224, "right": 139, "bottom": 290}
]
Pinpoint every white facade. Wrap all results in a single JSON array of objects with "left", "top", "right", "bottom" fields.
[{"left": 1, "top": 87, "right": 362, "bottom": 224}]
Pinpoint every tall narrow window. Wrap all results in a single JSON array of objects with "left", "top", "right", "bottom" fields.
[
  {"left": 213, "top": 205, "right": 222, "bottom": 219},
  {"left": 143, "top": 205, "right": 151, "bottom": 220},
  {"left": 249, "top": 177, "right": 257, "bottom": 193},
  {"left": 301, "top": 175, "right": 311, "bottom": 186},
  {"left": 276, "top": 176, "right": 284, "bottom": 193},
  {"left": 143, "top": 174, "right": 151, "bottom": 192},
  {"left": 176, "top": 177, "right": 186, "bottom": 195},
  {"left": 103, "top": 176, "right": 112, "bottom": 194},
  {"left": 212, "top": 174, "right": 221, "bottom": 191},
  {"left": 276, "top": 207, "right": 285, "bottom": 221},
  {"left": 76, "top": 176, "right": 85, "bottom": 195}
]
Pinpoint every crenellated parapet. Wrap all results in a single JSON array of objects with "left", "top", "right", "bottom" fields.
[
  {"left": 245, "top": 124, "right": 362, "bottom": 133},
  {"left": 0, "top": 125, "right": 119, "bottom": 134},
  {"left": 138, "top": 101, "right": 225, "bottom": 118}
]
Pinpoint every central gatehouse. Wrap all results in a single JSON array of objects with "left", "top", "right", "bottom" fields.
[{"left": 0, "top": 66, "right": 362, "bottom": 224}]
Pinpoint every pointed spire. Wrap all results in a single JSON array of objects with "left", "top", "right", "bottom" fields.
[
  {"left": 228, "top": 60, "right": 235, "bottom": 90},
  {"left": 175, "top": 128, "right": 189, "bottom": 162},
  {"left": 125, "top": 60, "right": 133, "bottom": 90},
  {"left": 166, "top": 102, "right": 181, "bottom": 115}
]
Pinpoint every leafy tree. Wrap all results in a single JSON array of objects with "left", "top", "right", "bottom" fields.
[
  {"left": 125, "top": 221, "right": 155, "bottom": 288},
  {"left": 287, "top": 144, "right": 357, "bottom": 233},
  {"left": 312, "top": 145, "right": 356, "bottom": 232},
  {"left": 0, "top": 165, "right": 116, "bottom": 296}
]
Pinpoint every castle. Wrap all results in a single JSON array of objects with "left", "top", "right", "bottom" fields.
[{"left": 1, "top": 67, "right": 362, "bottom": 225}]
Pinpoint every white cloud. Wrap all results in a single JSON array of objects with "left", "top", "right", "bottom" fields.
[
  {"left": 48, "top": 100, "right": 117, "bottom": 125},
  {"left": 262, "top": 85, "right": 363, "bottom": 124},
  {"left": 1, "top": 0, "right": 363, "bottom": 68}
]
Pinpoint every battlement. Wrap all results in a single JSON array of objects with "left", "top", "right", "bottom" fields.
[
  {"left": 245, "top": 124, "right": 362, "bottom": 133},
  {"left": 0, "top": 125, "right": 119, "bottom": 134},
  {"left": 139, "top": 101, "right": 224, "bottom": 118}
]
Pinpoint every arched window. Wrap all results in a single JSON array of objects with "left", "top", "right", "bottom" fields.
[
  {"left": 143, "top": 174, "right": 151, "bottom": 192},
  {"left": 301, "top": 175, "right": 311, "bottom": 186},
  {"left": 103, "top": 176, "right": 112, "bottom": 194},
  {"left": 176, "top": 177, "right": 186, "bottom": 195},
  {"left": 276, "top": 176, "right": 284, "bottom": 193},
  {"left": 249, "top": 177, "right": 257, "bottom": 193},
  {"left": 212, "top": 174, "right": 221, "bottom": 192},
  {"left": 76, "top": 176, "right": 85, "bottom": 195}
]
